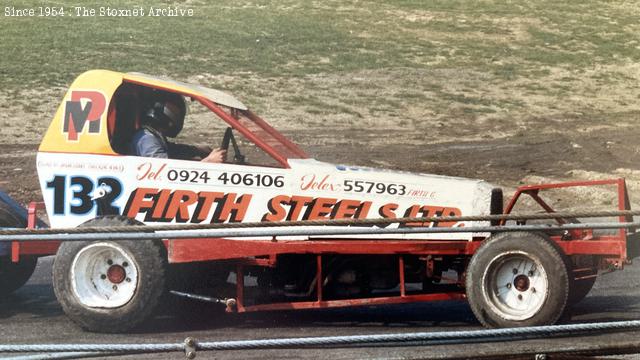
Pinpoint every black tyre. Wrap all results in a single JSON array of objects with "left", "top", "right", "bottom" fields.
[
  {"left": 0, "top": 257, "right": 38, "bottom": 297},
  {"left": 569, "top": 276, "right": 597, "bottom": 305},
  {"left": 0, "top": 201, "right": 37, "bottom": 297},
  {"left": 465, "top": 232, "right": 570, "bottom": 328},
  {"left": 568, "top": 256, "right": 598, "bottom": 305},
  {"left": 52, "top": 216, "right": 167, "bottom": 333}
]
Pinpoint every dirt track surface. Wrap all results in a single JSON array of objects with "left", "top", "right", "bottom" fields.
[{"left": 1, "top": 256, "right": 640, "bottom": 359}]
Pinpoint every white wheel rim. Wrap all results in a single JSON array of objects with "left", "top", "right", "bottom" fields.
[
  {"left": 482, "top": 251, "right": 548, "bottom": 321},
  {"left": 70, "top": 242, "right": 139, "bottom": 308}
]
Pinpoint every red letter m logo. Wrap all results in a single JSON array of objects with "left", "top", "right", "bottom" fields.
[{"left": 63, "top": 90, "right": 107, "bottom": 141}]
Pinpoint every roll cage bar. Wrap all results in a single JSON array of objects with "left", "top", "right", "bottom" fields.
[{"left": 122, "top": 78, "right": 308, "bottom": 168}]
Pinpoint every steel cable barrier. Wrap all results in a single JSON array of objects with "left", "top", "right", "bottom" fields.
[{"left": 2, "top": 320, "right": 640, "bottom": 359}]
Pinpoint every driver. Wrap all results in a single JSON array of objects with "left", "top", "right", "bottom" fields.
[{"left": 130, "top": 92, "right": 226, "bottom": 163}]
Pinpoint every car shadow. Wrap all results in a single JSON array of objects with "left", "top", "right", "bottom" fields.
[
  {"left": 1, "top": 282, "right": 479, "bottom": 334},
  {"left": 3, "top": 280, "right": 638, "bottom": 334},
  {"left": 0, "top": 284, "right": 64, "bottom": 319},
  {"left": 135, "top": 299, "right": 480, "bottom": 334},
  {"left": 565, "top": 295, "right": 640, "bottom": 323},
  {"left": 122, "top": 292, "right": 640, "bottom": 334}
]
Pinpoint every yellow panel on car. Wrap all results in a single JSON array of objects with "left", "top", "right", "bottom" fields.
[{"left": 38, "top": 70, "right": 124, "bottom": 155}]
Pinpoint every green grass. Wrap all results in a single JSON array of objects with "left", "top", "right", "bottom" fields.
[
  {"left": 1, "top": 0, "right": 639, "bottom": 142},
  {"left": 2, "top": 0, "right": 637, "bottom": 87}
]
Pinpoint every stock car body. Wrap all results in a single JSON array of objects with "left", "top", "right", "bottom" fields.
[
  {"left": 21, "top": 70, "right": 634, "bottom": 332},
  {"left": 37, "top": 71, "right": 494, "bottom": 234}
]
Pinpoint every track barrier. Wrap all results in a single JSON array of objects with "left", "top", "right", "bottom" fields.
[
  {"left": 2, "top": 320, "right": 640, "bottom": 359},
  {"left": 0, "top": 210, "right": 638, "bottom": 242}
]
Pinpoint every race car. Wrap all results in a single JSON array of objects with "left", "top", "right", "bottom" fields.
[{"left": 29, "top": 70, "right": 627, "bottom": 333}]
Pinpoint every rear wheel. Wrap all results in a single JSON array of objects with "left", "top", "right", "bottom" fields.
[
  {"left": 466, "top": 232, "right": 570, "bottom": 328},
  {"left": 53, "top": 216, "right": 167, "bottom": 333},
  {"left": 0, "top": 201, "right": 37, "bottom": 297},
  {"left": 569, "top": 275, "right": 597, "bottom": 305},
  {"left": 568, "top": 256, "right": 598, "bottom": 305}
]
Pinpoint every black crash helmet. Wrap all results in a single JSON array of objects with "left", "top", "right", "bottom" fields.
[{"left": 144, "top": 92, "right": 187, "bottom": 138}]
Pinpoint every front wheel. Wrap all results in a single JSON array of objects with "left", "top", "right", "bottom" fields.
[
  {"left": 52, "top": 216, "right": 167, "bottom": 333},
  {"left": 465, "top": 232, "right": 570, "bottom": 328}
]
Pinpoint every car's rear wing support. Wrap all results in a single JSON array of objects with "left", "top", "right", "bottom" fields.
[{"left": 502, "top": 178, "right": 632, "bottom": 267}]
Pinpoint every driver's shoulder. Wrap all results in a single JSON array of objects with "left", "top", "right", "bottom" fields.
[{"left": 132, "top": 126, "right": 161, "bottom": 142}]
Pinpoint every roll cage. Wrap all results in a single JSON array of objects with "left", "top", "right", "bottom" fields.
[{"left": 109, "top": 76, "right": 308, "bottom": 168}]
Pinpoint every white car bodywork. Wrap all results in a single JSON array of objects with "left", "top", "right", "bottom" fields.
[{"left": 37, "top": 153, "right": 493, "bottom": 240}]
